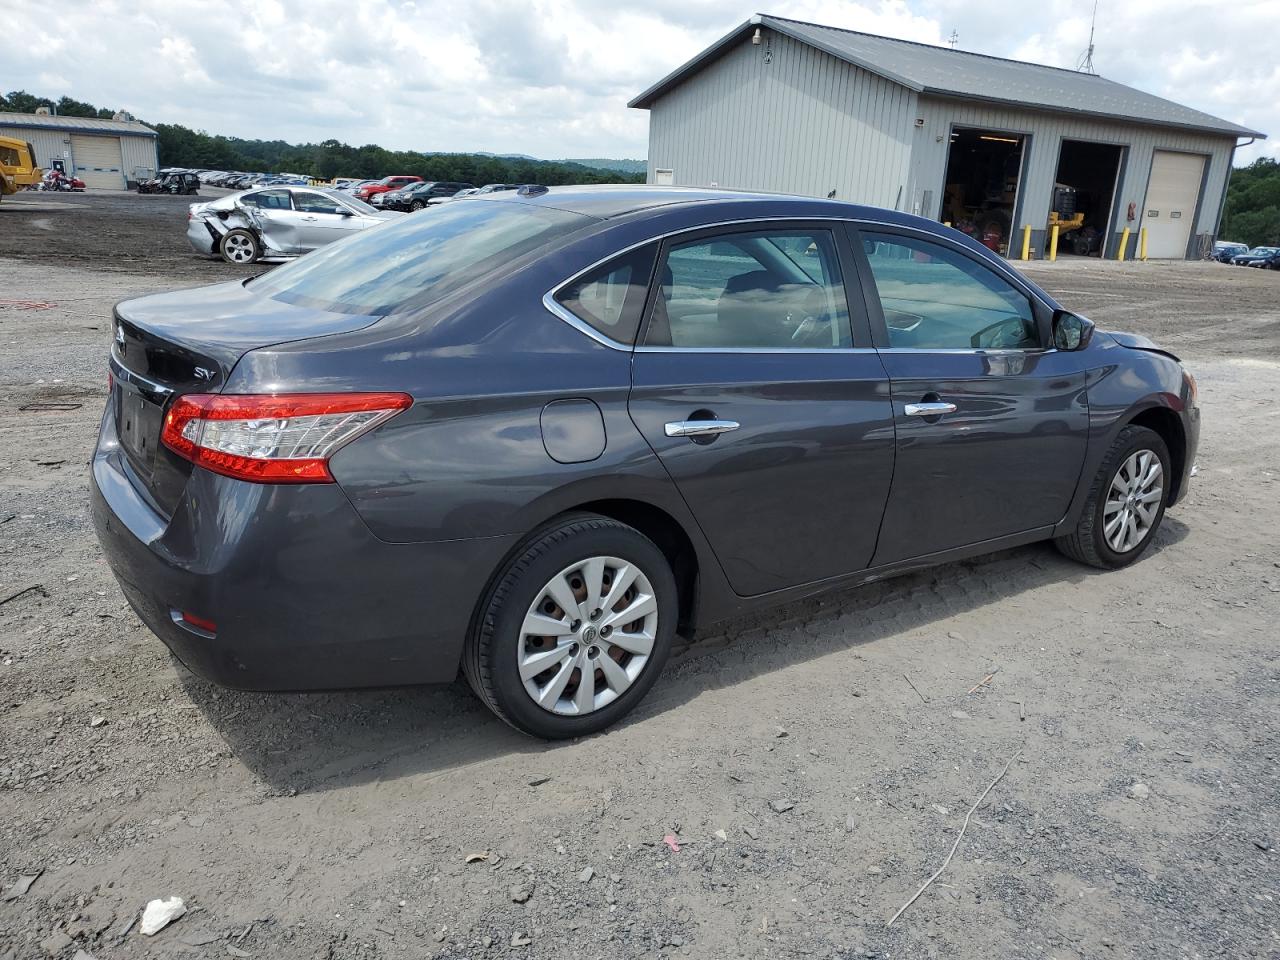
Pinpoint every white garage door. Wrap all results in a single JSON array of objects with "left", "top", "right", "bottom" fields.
[
  {"left": 70, "top": 134, "right": 125, "bottom": 190},
  {"left": 1141, "top": 151, "right": 1205, "bottom": 259}
]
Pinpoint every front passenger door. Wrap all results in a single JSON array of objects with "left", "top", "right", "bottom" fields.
[
  {"left": 855, "top": 230, "right": 1090, "bottom": 564},
  {"left": 291, "top": 191, "right": 359, "bottom": 250}
]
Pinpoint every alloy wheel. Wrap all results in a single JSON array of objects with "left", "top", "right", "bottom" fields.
[
  {"left": 1104, "top": 448, "right": 1163, "bottom": 553},
  {"left": 224, "top": 234, "right": 255, "bottom": 263},
  {"left": 518, "top": 556, "right": 658, "bottom": 716}
]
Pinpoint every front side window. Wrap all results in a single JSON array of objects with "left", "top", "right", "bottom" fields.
[
  {"left": 862, "top": 233, "right": 1037, "bottom": 350},
  {"left": 645, "top": 229, "right": 851, "bottom": 349},
  {"left": 293, "top": 192, "right": 345, "bottom": 215},
  {"left": 554, "top": 244, "right": 657, "bottom": 344}
]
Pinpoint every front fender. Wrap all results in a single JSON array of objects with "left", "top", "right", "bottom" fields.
[{"left": 1052, "top": 337, "right": 1192, "bottom": 535}]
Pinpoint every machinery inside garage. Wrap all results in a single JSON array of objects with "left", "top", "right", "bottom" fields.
[
  {"left": 940, "top": 128, "right": 1024, "bottom": 257},
  {"left": 1049, "top": 140, "right": 1124, "bottom": 257}
]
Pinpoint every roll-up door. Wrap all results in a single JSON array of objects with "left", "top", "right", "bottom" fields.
[
  {"left": 1141, "top": 151, "right": 1205, "bottom": 259},
  {"left": 70, "top": 134, "right": 125, "bottom": 190}
]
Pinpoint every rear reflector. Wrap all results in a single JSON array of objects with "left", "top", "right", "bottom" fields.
[
  {"left": 160, "top": 392, "right": 412, "bottom": 484},
  {"left": 179, "top": 611, "right": 218, "bottom": 634}
]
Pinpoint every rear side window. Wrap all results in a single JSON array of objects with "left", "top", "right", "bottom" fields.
[
  {"left": 241, "top": 190, "right": 291, "bottom": 210},
  {"left": 251, "top": 200, "right": 593, "bottom": 315},
  {"left": 645, "top": 229, "right": 851, "bottom": 349},
  {"left": 554, "top": 245, "right": 657, "bottom": 344}
]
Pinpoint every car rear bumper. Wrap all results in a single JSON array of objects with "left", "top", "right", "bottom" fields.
[
  {"left": 186, "top": 218, "right": 217, "bottom": 256},
  {"left": 90, "top": 403, "right": 514, "bottom": 691}
]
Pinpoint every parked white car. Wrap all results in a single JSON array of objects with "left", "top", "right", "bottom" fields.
[{"left": 186, "top": 186, "right": 402, "bottom": 264}]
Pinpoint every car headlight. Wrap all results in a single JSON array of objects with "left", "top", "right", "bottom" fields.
[{"left": 1182, "top": 368, "right": 1198, "bottom": 404}]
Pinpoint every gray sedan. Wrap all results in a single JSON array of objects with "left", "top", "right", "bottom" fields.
[
  {"left": 97, "top": 186, "right": 1199, "bottom": 739},
  {"left": 186, "top": 186, "right": 401, "bottom": 264}
]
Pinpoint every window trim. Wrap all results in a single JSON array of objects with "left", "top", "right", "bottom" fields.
[
  {"left": 550, "top": 243, "right": 658, "bottom": 348},
  {"left": 542, "top": 216, "right": 1055, "bottom": 353},
  {"left": 849, "top": 221, "right": 1054, "bottom": 352}
]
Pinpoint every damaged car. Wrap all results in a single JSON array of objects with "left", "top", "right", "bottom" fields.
[{"left": 187, "top": 186, "right": 401, "bottom": 264}]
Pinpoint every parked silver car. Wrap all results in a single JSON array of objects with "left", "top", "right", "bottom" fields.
[{"left": 187, "top": 186, "right": 402, "bottom": 264}]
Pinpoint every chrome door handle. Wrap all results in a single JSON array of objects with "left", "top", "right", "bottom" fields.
[
  {"left": 665, "top": 419, "right": 740, "bottom": 438},
  {"left": 300, "top": 215, "right": 318, "bottom": 221},
  {"left": 904, "top": 401, "right": 957, "bottom": 417}
]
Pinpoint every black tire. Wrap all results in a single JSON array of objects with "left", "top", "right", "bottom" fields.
[
  {"left": 1055, "top": 425, "right": 1171, "bottom": 569},
  {"left": 463, "top": 514, "right": 677, "bottom": 739},
  {"left": 218, "top": 227, "right": 261, "bottom": 264},
  {"left": 410, "top": 200, "right": 424, "bottom": 211}
]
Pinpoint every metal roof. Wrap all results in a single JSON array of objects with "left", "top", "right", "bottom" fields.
[
  {"left": 630, "top": 14, "right": 1265, "bottom": 140},
  {"left": 0, "top": 112, "right": 157, "bottom": 138}
]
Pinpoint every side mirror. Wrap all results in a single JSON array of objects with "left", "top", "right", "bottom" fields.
[{"left": 1052, "top": 311, "right": 1095, "bottom": 351}]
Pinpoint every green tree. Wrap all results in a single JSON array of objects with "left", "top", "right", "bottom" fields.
[{"left": 1221, "top": 157, "right": 1280, "bottom": 246}]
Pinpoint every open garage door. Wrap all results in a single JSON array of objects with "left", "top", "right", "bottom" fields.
[
  {"left": 1050, "top": 140, "right": 1123, "bottom": 258},
  {"left": 1141, "top": 151, "right": 1205, "bottom": 259},
  {"left": 940, "top": 128, "right": 1025, "bottom": 257},
  {"left": 70, "top": 134, "right": 125, "bottom": 190}
]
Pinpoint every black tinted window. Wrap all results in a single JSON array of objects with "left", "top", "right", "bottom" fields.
[
  {"left": 555, "top": 245, "right": 657, "bottom": 345},
  {"left": 646, "top": 230, "right": 851, "bottom": 349},
  {"left": 863, "top": 234, "right": 1037, "bottom": 350},
  {"left": 251, "top": 201, "right": 592, "bottom": 315}
]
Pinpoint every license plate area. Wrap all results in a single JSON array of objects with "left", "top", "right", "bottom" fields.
[{"left": 115, "top": 379, "right": 165, "bottom": 474}]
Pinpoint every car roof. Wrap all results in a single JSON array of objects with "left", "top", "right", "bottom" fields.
[{"left": 476, "top": 183, "right": 927, "bottom": 225}]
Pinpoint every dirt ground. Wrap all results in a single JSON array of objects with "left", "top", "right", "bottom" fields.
[{"left": 1, "top": 193, "right": 1278, "bottom": 960}]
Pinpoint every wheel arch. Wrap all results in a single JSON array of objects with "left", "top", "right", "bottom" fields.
[
  {"left": 469, "top": 497, "right": 702, "bottom": 643},
  {"left": 1125, "top": 404, "right": 1187, "bottom": 504}
]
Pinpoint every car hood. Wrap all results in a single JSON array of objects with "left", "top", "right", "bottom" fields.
[
  {"left": 1105, "top": 330, "right": 1181, "bottom": 363},
  {"left": 115, "top": 278, "right": 383, "bottom": 380}
]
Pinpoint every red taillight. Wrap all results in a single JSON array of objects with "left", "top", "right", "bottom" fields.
[
  {"left": 160, "top": 392, "right": 412, "bottom": 484},
  {"left": 180, "top": 611, "right": 217, "bottom": 633}
]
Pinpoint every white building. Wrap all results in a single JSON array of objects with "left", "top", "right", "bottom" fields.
[{"left": 0, "top": 111, "right": 159, "bottom": 190}]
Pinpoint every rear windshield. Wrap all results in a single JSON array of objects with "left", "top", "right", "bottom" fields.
[{"left": 250, "top": 200, "right": 594, "bottom": 315}]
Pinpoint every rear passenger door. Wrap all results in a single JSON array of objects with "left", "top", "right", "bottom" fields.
[
  {"left": 240, "top": 189, "right": 303, "bottom": 254},
  {"left": 626, "top": 223, "right": 896, "bottom": 596},
  {"left": 852, "top": 227, "right": 1090, "bottom": 564}
]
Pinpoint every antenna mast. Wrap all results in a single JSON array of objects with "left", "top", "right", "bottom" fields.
[
  {"left": 1077, "top": 0, "right": 1098, "bottom": 73},
  {"left": 947, "top": 30, "right": 959, "bottom": 49}
]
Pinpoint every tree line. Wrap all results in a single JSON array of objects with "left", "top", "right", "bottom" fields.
[
  {"left": 1221, "top": 158, "right": 1280, "bottom": 248},
  {"left": 1, "top": 89, "right": 645, "bottom": 186}
]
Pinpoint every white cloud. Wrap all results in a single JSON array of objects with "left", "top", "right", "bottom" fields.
[{"left": 1, "top": 0, "right": 1272, "bottom": 163}]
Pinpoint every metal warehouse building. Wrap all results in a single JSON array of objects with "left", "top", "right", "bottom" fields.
[
  {"left": 630, "top": 14, "right": 1265, "bottom": 260},
  {"left": 0, "top": 112, "right": 158, "bottom": 190}
]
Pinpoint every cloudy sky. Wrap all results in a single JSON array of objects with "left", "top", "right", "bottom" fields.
[{"left": 4, "top": 0, "right": 1275, "bottom": 164}]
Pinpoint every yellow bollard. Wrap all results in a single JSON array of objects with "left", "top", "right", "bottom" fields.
[
  {"left": 1118, "top": 227, "right": 1131, "bottom": 261},
  {"left": 1139, "top": 228, "right": 1148, "bottom": 261},
  {"left": 1049, "top": 224, "right": 1060, "bottom": 262},
  {"left": 1021, "top": 224, "right": 1031, "bottom": 261}
]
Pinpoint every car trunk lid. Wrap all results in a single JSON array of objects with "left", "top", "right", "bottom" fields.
[{"left": 110, "top": 280, "right": 382, "bottom": 516}]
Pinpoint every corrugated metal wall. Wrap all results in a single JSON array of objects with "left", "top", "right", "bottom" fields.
[
  {"left": 909, "top": 97, "right": 1236, "bottom": 257},
  {"left": 0, "top": 126, "right": 157, "bottom": 188},
  {"left": 647, "top": 30, "right": 917, "bottom": 208}
]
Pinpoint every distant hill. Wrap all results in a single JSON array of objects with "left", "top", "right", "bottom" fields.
[{"left": 562, "top": 158, "right": 647, "bottom": 175}]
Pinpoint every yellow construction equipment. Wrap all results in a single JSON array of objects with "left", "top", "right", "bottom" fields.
[{"left": 0, "top": 135, "right": 42, "bottom": 201}]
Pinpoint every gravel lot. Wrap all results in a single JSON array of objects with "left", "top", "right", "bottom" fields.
[{"left": 1, "top": 192, "right": 1278, "bottom": 960}]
